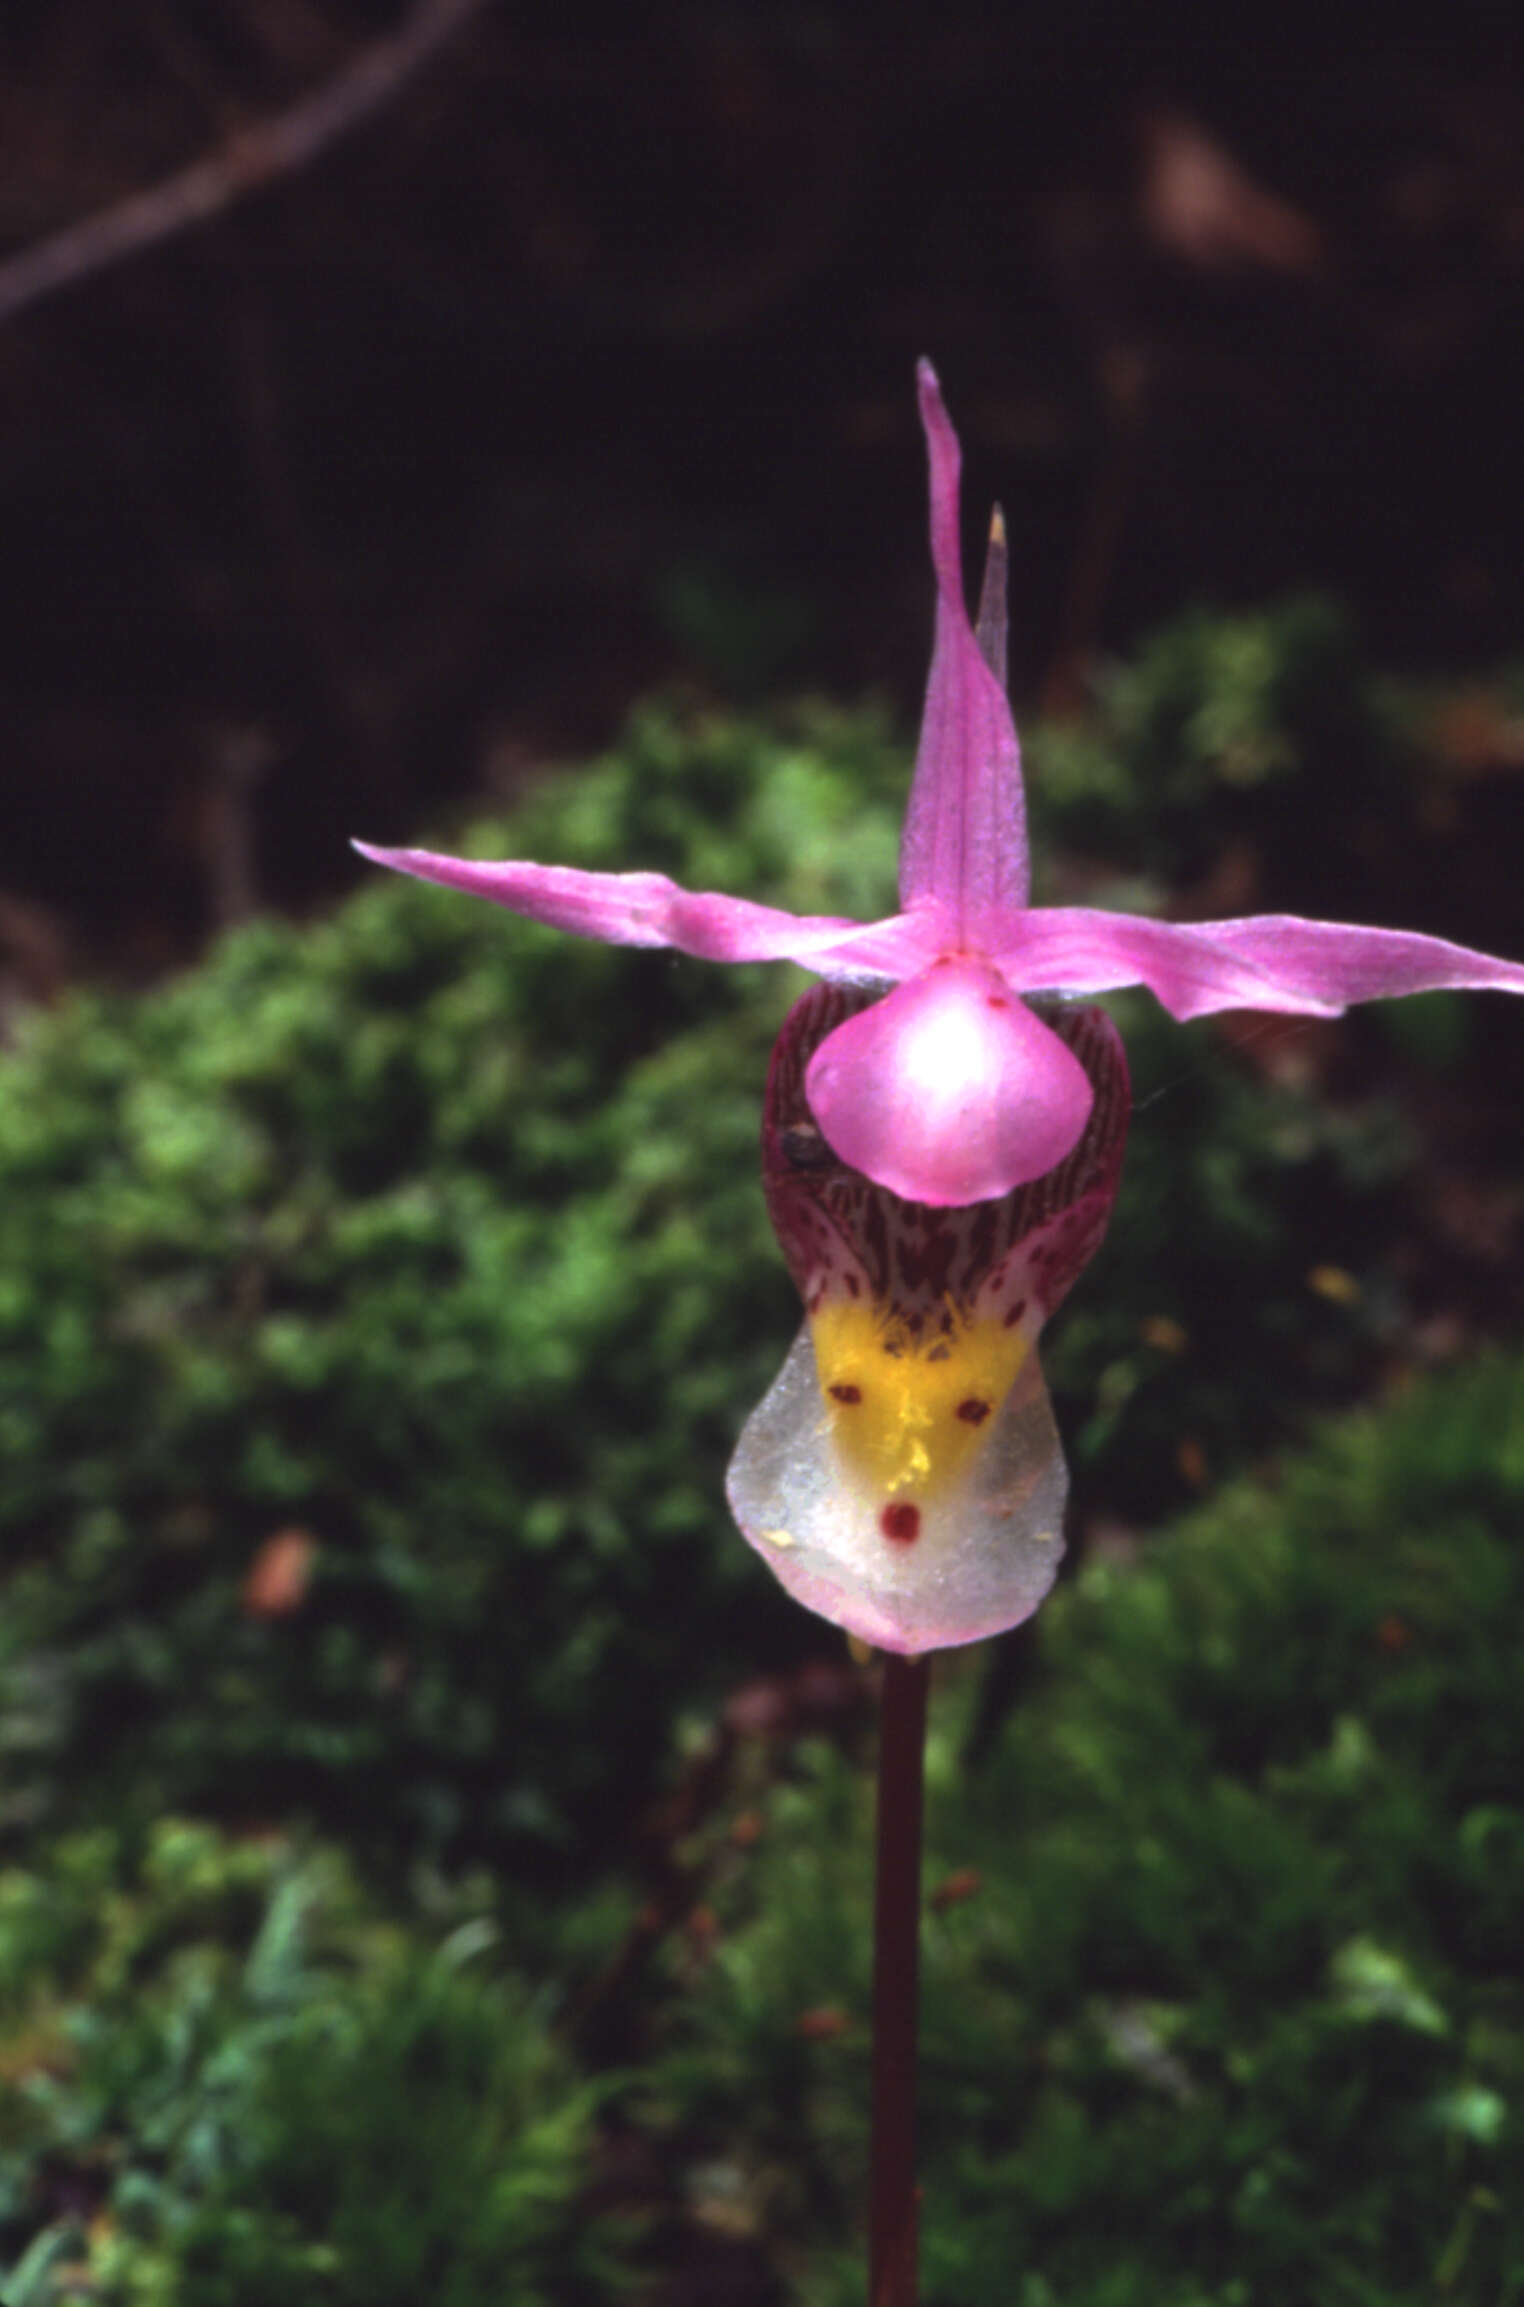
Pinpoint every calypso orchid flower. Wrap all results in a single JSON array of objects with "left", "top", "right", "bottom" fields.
[
  {"left": 356, "top": 362, "right": 1524, "bottom": 1654},
  {"left": 725, "top": 978, "right": 1129, "bottom": 1651}
]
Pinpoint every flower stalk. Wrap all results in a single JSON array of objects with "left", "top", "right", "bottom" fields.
[{"left": 870, "top": 1650, "right": 930, "bottom": 2307}]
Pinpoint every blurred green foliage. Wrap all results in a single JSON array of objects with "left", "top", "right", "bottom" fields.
[
  {"left": 0, "top": 703, "right": 907, "bottom": 1890},
  {"left": 0, "top": 601, "right": 1518, "bottom": 2299},
  {"left": 0, "top": 626, "right": 1435, "bottom": 1888},
  {"left": 0, "top": 1824, "right": 625, "bottom": 2305},
  {"left": 1025, "top": 595, "right": 1403, "bottom": 900},
  {"left": 4, "top": 1347, "right": 1516, "bottom": 2302}
]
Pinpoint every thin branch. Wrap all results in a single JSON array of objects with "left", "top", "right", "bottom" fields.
[{"left": 0, "top": 0, "right": 495, "bottom": 330}]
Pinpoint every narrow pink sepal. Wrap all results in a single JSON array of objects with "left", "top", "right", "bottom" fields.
[
  {"left": 993, "top": 906, "right": 1337, "bottom": 1016},
  {"left": 803, "top": 957, "right": 1095, "bottom": 1206},
  {"left": 351, "top": 841, "right": 937, "bottom": 979},
  {"left": 995, "top": 905, "right": 1524, "bottom": 1020},
  {"left": 1184, "top": 914, "right": 1524, "bottom": 1008},
  {"left": 897, "top": 362, "right": 1030, "bottom": 942}
]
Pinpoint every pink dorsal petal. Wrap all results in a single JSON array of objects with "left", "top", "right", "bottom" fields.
[
  {"left": 351, "top": 841, "right": 936, "bottom": 979},
  {"left": 803, "top": 956, "right": 1095, "bottom": 1207},
  {"left": 995, "top": 904, "right": 1524, "bottom": 1020},
  {"left": 897, "top": 363, "right": 1031, "bottom": 943}
]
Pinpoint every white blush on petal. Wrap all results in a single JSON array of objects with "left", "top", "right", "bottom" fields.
[
  {"left": 895, "top": 987, "right": 990, "bottom": 1108},
  {"left": 726, "top": 1321, "right": 1067, "bottom": 1656}
]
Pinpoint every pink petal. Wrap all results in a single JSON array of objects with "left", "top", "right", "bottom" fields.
[
  {"left": 1182, "top": 913, "right": 1524, "bottom": 1008},
  {"left": 897, "top": 363, "right": 1031, "bottom": 944},
  {"left": 995, "top": 906, "right": 1524, "bottom": 1020},
  {"left": 352, "top": 842, "right": 937, "bottom": 979},
  {"left": 994, "top": 906, "right": 1333, "bottom": 1015},
  {"left": 803, "top": 957, "right": 1095, "bottom": 1206}
]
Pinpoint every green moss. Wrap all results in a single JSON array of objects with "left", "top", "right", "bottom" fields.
[
  {"left": 0, "top": 669, "right": 1420, "bottom": 1885},
  {"left": 0, "top": 1826, "right": 625, "bottom": 2307}
]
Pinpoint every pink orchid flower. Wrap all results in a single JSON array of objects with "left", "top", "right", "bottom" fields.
[
  {"left": 355, "top": 362, "right": 1524, "bottom": 1211},
  {"left": 356, "top": 366, "right": 1524, "bottom": 1655},
  {"left": 726, "top": 977, "right": 1129, "bottom": 1652}
]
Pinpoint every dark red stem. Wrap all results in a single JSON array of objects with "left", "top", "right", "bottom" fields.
[{"left": 870, "top": 1649, "right": 930, "bottom": 2307}]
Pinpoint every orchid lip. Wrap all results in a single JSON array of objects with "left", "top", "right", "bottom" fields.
[{"left": 726, "top": 1321, "right": 1068, "bottom": 1654}]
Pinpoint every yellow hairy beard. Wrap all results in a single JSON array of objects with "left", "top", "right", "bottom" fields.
[{"left": 808, "top": 1297, "right": 1029, "bottom": 1502}]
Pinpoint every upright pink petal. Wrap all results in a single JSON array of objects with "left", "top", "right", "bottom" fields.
[
  {"left": 995, "top": 906, "right": 1524, "bottom": 1020},
  {"left": 352, "top": 842, "right": 938, "bottom": 980},
  {"left": 897, "top": 363, "right": 1031, "bottom": 942},
  {"left": 803, "top": 956, "right": 1095, "bottom": 1206}
]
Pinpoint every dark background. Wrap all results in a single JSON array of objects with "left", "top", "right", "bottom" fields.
[{"left": 2, "top": 3, "right": 1523, "bottom": 987}]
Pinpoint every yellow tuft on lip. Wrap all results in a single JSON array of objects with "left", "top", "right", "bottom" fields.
[{"left": 808, "top": 1297, "right": 1028, "bottom": 1502}]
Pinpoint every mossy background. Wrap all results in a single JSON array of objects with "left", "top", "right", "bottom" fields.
[{"left": 2, "top": 608, "right": 1523, "bottom": 2302}]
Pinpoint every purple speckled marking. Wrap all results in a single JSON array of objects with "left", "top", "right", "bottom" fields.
[{"left": 762, "top": 982, "right": 1130, "bottom": 1337}]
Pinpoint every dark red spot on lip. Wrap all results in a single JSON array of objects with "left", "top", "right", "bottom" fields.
[
  {"left": 956, "top": 1398, "right": 991, "bottom": 1426},
  {"left": 986, "top": 995, "right": 1009, "bottom": 1009},
  {"left": 880, "top": 1502, "right": 921, "bottom": 1545},
  {"left": 828, "top": 1382, "right": 862, "bottom": 1405}
]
